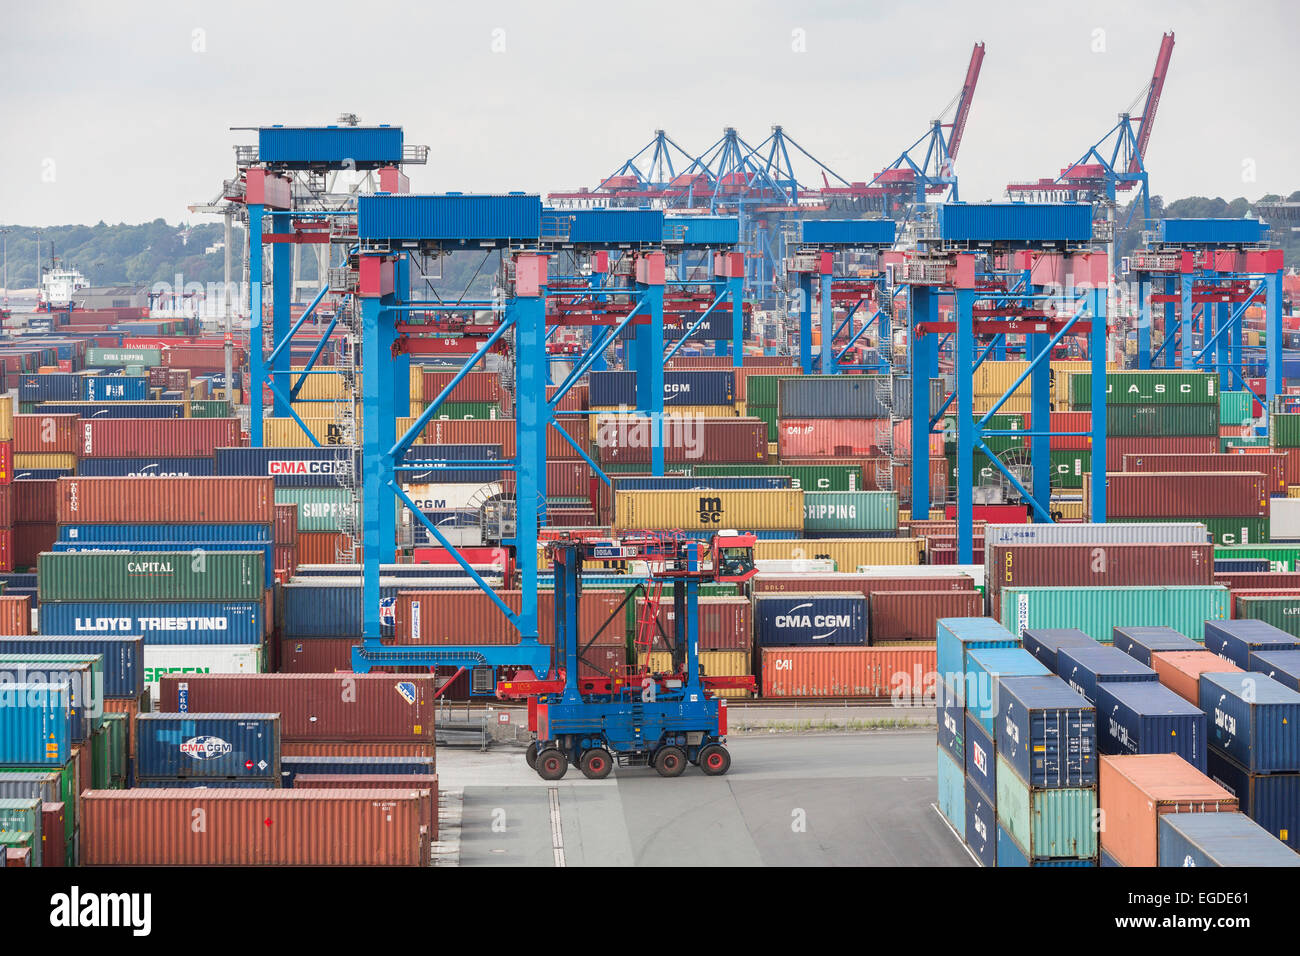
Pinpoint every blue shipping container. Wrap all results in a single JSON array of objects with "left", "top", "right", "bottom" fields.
[
  {"left": 134, "top": 779, "right": 276, "bottom": 789},
  {"left": 965, "top": 777, "right": 996, "bottom": 867},
  {"left": 14, "top": 469, "right": 72, "bottom": 481},
  {"left": 1157, "top": 811, "right": 1299, "bottom": 866},
  {"left": 1199, "top": 672, "right": 1300, "bottom": 773},
  {"left": 663, "top": 215, "right": 740, "bottom": 247},
  {"left": 1112, "top": 625, "right": 1205, "bottom": 666},
  {"left": 82, "top": 376, "right": 148, "bottom": 401},
  {"left": 35, "top": 402, "right": 184, "bottom": 419},
  {"left": 1203, "top": 750, "right": 1298, "bottom": 852},
  {"left": 614, "top": 476, "right": 792, "bottom": 491},
  {"left": 135, "top": 713, "right": 281, "bottom": 781},
  {"left": 1054, "top": 644, "right": 1158, "bottom": 706},
  {"left": 214, "top": 446, "right": 360, "bottom": 487},
  {"left": 1158, "top": 218, "right": 1269, "bottom": 246},
  {"left": 1094, "top": 681, "right": 1207, "bottom": 771},
  {"left": 800, "top": 218, "right": 896, "bottom": 247},
  {"left": 937, "top": 675, "right": 964, "bottom": 763},
  {"left": 752, "top": 593, "right": 867, "bottom": 647},
  {"left": 965, "top": 647, "right": 1050, "bottom": 734},
  {"left": 964, "top": 712, "right": 997, "bottom": 801},
  {"left": 0, "top": 636, "right": 143, "bottom": 699},
  {"left": 280, "top": 754, "right": 435, "bottom": 787},
  {"left": 936, "top": 746, "right": 965, "bottom": 841},
  {"left": 936, "top": 618, "right": 1019, "bottom": 691},
  {"left": 553, "top": 209, "right": 664, "bottom": 246},
  {"left": 398, "top": 443, "right": 503, "bottom": 485},
  {"left": 0, "top": 683, "right": 72, "bottom": 767},
  {"left": 1204, "top": 619, "right": 1300, "bottom": 669},
  {"left": 19, "top": 373, "right": 81, "bottom": 402},
  {"left": 281, "top": 578, "right": 458, "bottom": 638},
  {"left": 76, "top": 457, "right": 216, "bottom": 477},
  {"left": 1250, "top": 649, "right": 1300, "bottom": 692},
  {"left": 357, "top": 193, "right": 541, "bottom": 244},
  {"left": 996, "top": 826, "right": 1096, "bottom": 867},
  {"left": 39, "top": 601, "right": 264, "bottom": 646},
  {"left": 1020, "top": 628, "right": 1098, "bottom": 671},
  {"left": 1214, "top": 559, "right": 1270, "bottom": 574},
  {"left": 59, "top": 524, "right": 271, "bottom": 545},
  {"left": 937, "top": 203, "right": 1093, "bottom": 244},
  {"left": 258, "top": 125, "right": 403, "bottom": 166},
  {"left": 997, "top": 675, "right": 1097, "bottom": 788},
  {"left": 589, "top": 371, "right": 735, "bottom": 407}
]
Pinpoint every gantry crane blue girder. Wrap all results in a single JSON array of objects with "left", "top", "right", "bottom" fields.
[
  {"left": 786, "top": 219, "right": 898, "bottom": 375},
  {"left": 240, "top": 125, "right": 428, "bottom": 446},
  {"left": 324, "top": 199, "right": 744, "bottom": 675},
  {"left": 903, "top": 204, "right": 1108, "bottom": 563},
  {"left": 1128, "top": 218, "right": 1284, "bottom": 412}
]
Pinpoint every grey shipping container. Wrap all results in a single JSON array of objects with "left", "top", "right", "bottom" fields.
[{"left": 1157, "top": 811, "right": 1299, "bottom": 866}]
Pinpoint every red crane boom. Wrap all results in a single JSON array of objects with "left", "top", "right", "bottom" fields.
[
  {"left": 947, "top": 41, "right": 986, "bottom": 162},
  {"left": 1130, "top": 31, "right": 1175, "bottom": 173}
]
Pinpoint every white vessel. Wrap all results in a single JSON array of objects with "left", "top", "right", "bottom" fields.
[{"left": 37, "top": 262, "right": 89, "bottom": 311}]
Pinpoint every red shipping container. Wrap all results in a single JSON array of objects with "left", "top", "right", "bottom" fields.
[
  {"left": 13, "top": 480, "right": 59, "bottom": 522},
  {"left": 419, "top": 419, "right": 516, "bottom": 458},
  {"left": 292, "top": 775, "right": 438, "bottom": 840},
  {"left": 547, "top": 417, "right": 591, "bottom": 460},
  {"left": 165, "top": 344, "right": 247, "bottom": 373},
  {"left": 754, "top": 573, "right": 974, "bottom": 601},
  {"left": 1095, "top": 473, "right": 1269, "bottom": 519},
  {"left": 41, "top": 803, "right": 65, "bottom": 867},
  {"left": 273, "top": 545, "right": 297, "bottom": 576},
  {"left": 12, "top": 523, "right": 54, "bottom": 569},
  {"left": 1123, "top": 452, "right": 1288, "bottom": 496},
  {"left": 759, "top": 646, "right": 937, "bottom": 699},
  {"left": 421, "top": 369, "right": 502, "bottom": 404},
  {"left": 1104, "top": 436, "right": 1219, "bottom": 472},
  {"left": 596, "top": 418, "right": 766, "bottom": 465},
  {"left": 80, "top": 790, "right": 428, "bottom": 866},
  {"left": 636, "top": 596, "right": 752, "bottom": 650},
  {"left": 77, "top": 418, "right": 240, "bottom": 458},
  {"left": 0, "top": 484, "right": 10, "bottom": 526},
  {"left": 274, "top": 503, "right": 299, "bottom": 545},
  {"left": 547, "top": 384, "right": 588, "bottom": 412},
  {"left": 777, "top": 419, "right": 889, "bottom": 458},
  {"left": 278, "top": 637, "right": 362, "bottom": 673},
  {"left": 0, "top": 595, "right": 30, "bottom": 634},
  {"left": 1214, "top": 571, "right": 1300, "bottom": 591},
  {"left": 393, "top": 590, "right": 626, "bottom": 647},
  {"left": 0, "top": 441, "right": 10, "bottom": 485},
  {"left": 1235, "top": 445, "right": 1300, "bottom": 486},
  {"left": 56, "top": 476, "right": 275, "bottom": 524},
  {"left": 103, "top": 697, "right": 141, "bottom": 758},
  {"left": 869, "top": 590, "right": 985, "bottom": 642},
  {"left": 280, "top": 741, "right": 435, "bottom": 761},
  {"left": 547, "top": 507, "right": 598, "bottom": 527},
  {"left": 987, "top": 542, "right": 1215, "bottom": 606},
  {"left": 13, "top": 415, "right": 78, "bottom": 454},
  {"left": 297, "top": 532, "right": 358, "bottom": 564},
  {"left": 542, "top": 460, "right": 592, "bottom": 498},
  {"left": 158, "top": 674, "right": 437, "bottom": 743},
  {"left": 0, "top": 529, "right": 11, "bottom": 572}
]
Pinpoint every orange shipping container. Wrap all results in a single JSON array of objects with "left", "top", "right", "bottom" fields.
[
  {"left": 292, "top": 774, "right": 438, "bottom": 840},
  {"left": 0, "top": 485, "right": 9, "bottom": 525},
  {"left": 280, "top": 741, "right": 436, "bottom": 763},
  {"left": 13, "top": 414, "right": 78, "bottom": 454},
  {"left": 419, "top": 419, "right": 516, "bottom": 458},
  {"left": 56, "top": 477, "right": 275, "bottom": 524},
  {"left": 1151, "top": 650, "right": 1241, "bottom": 704},
  {"left": 1098, "top": 754, "right": 1238, "bottom": 868},
  {"left": 0, "top": 528, "right": 11, "bottom": 572},
  {"left": 80, "top": 790, "right": 429, "bottom": 866},
  {"left": 759, "top": 645, "right": 936, "bottom": 699},
  {"left": 293, "top": 532, "right": 358, "bottom": 565},
  {"left": 103, "top": 696, "right": 141, "bottom": 759},
  {"left": 0, "top": 595, "right": 31, "bottom": 635}
]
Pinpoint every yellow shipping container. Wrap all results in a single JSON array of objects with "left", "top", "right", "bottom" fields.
[
  {"left": 974, "top": 360, "right": 1109, "bottom": 409},
  {"left": 262, "top": 418, "right": 355, "bottom": 447},
  {"left": 289, "top": 366, "right": 360, "bottom": 401},
  {"left": 637, "top": 650, "right": 752, "bottom": 698},
  {"left": 613, "top": 489, "right": 803, "bottom": 532},
  {"left": 409, "top": 365, "right": 423, "bottom": 401},
  {"left": 292, "top": 401, "right": 361, "bottom": 423},
  {"left": 410, "top": 401, "right": 424, "bottom": 418},
  {"left": 753, "top": 537, "right": 923, "bottom": 568},
  {"left": 15, "top": 453, "right": 76, "bottom": 470},
  {"left": 1049, "top": 497, "right": 1085, "bottom": 520},
  {"left": 0, "top": 394, "right": 12, "bottom": 440},
  {"left": 1247, "top": 330, "right": 1261, "bottom": 348},
  {"left": 973, "top": 395, "right": 1032, "bottom": 415},
  {"left": 1288, "top": 486, "right": 1300, "bottom": 499},
  {"left": 589, "top": 404, "right": 738, "bottom": 442}
]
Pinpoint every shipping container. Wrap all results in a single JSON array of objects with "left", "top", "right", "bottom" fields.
[
  {"left": 999, "top": 585, "right": 1230, "bottom": 644},
  {"left": 996, "top": 826, "right": 1096, "bottom": 867},
  {"left": 778, "top": 375, "right": 941, "bottom": 420},
  {"left": 77, "top": 418, "right": 238, "bottom": 458},
  {"left": 802, "top": 491, "right": 898, "bottom": 533},
  {"left": 392, "top": 590, "right": 624, "bottom": 647},
  {"left": 1102, "top": 404, "right": 1219, "bottom": 437},
  {"left": 37, "top": 551, "right": 263, "bottom": 602},
  {"left": 1203, "top": 618, "right": 1300, "bottom": 669},
  {"left": 995, "top": 753, "right": 1097, "bottom": 859},
  {"left": 134, "top": 713, "right": 281, "bottom": 782},
  {"left": 279, "top": 754, "right": 435, "bottom": 786},
  {"left": 752, "top": 592, "right": 867, "bottom": 647},
  {"left": 758, "top": 646, "right": 935, "bottom": 699},
  {"left": 1124, "top": 452, "right": 1288, "bottom": 496},
  {"left": 754, "top": 572, "right": 974, "bottom": 602},
  {"left": 635, "top": 596, "right": 751, "bottom": 651},
  {"left": 1097, "top": 472, "right": 1268, "bottom": 521},
  {"left": 1152, "top": 650, "right": 1240, "bottom": 706},
  {"left": 158, "top": 674, "right": 436, "bottom": 743},
  {"left": 988, "top": 542, "right": 1214, "bottom": 608},
  {"left": 1249, "top": 649, "right": 1300, "bottom": 691},
  {"left": 1235, "top": 594, "right": 1300, "bottom": 637},
  {"left": 613, "top": 488, "right": 802, "bottom": 532},
  {"left": 56, "top": 476, "right": 274, "bottom": 524},
  {"left": 0, "top": 797, "right": 43, "bottom": 865},
  {"left": 996, "top": 675, "right": 1096, "bottom": 788},
  {"left": 1098, "top": 754, "right": 1238, "bottom": 868},
  {"left": 1156, "top": 811, "right": 1300, "bottom": 867},
  {"left": 80, "top": 789, "right": 428, "bottom": 865},
  {"left": 292, "top": 773, "right": 437, "bottom": 839},
  {"left": 1094, "top": 681, "right": 1207, "bottom": 771},
  {"left": 753, "top": 537, "right": 924, "bottom": 569},
  {"left": 693, "top": 463, "right": 862, "bottom": 491},
  {"left": 936, "top": 746, "right": 965, "bottom": 840},
  {"left": 1199, "top": 671, "right": 1300, "bottom": 773},
  {"left": 1053, "top": 644, "right": 1158, "bottom": 706},
  {"left": 965, "top": 648, "right": 1050, "bottom": 734},
  {"left": 1071, "top": 371, "right": 1218, "bottom": 407},
  {"left": 212, "top": 447, "right": 360, "bottom": 488},
  {"left": 938, "top": 675, "right": 964, "bottom": 763},
  {"left": 964, "top": 713, "right": 997, "bottom": 801},
  {"left": 1020, "top": 628, "right": 1098, "bottom": 671},
  {"left": 0, "top": 683, "right": 71, "bottom": 766},
  {"left": 40, "top": 600, "right": 263, "bottom": 645},
  {"left": 936, "top": 617, "right": 1019, "bottom": 688},
  {"left": 75, "top": 457, "right": 217, "bottom": 477},
  {"left": 965, "top": 778, "right": 997, "bottom": 867},
  {"left": 1112, "top": 625, "right": 1205, "bottom": 666},
  {"left": 868, "top": 590, "right": 984, "bottom": 642}
]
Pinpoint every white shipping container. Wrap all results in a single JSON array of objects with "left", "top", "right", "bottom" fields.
[
  {"left": 401, "top": 481, "right": 503, "bottom": 513},
  {"left": 141, "top": 645, "right": 263, "bottom": 703},
  {"left": 1270, "top": 498, "right": 1300, "bottom": 541}
]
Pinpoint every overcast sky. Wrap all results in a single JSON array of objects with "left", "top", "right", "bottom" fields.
[{"left": 1, "top": 0, "right": 1295, "bottom": 227}]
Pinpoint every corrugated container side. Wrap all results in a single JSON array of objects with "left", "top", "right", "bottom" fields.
[
  {"left": 1199, "top": 671, "right": 1300, "bottom": 773},
  {"left": 995, "top": 754, "right": 1098, "bottom": 859},
  {"left": 869, "top": 590, "right": 984, "bottom": 643},
  {"left": 1157, "top": 811, "right": 1300, "bottom": 866},
  {"left": 753, "top": 593, "right": 867, "bottom": 647},
  {"left": 56, "top": 477, "right": 274, "bottom": 524},
  {"left": 1094, "top": 681, "right": 1207, "bottom": 771},
  {"left": 759, "top": 646, "right": 935, "bottom": 699},
  {"left": 135, "top": 713, "right": 281, "bottom": 781},
  {"left": 1000, "top": 586, "right": 1231, "bottom": 644}
]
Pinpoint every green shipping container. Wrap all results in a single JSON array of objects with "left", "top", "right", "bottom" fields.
[
  {"left": 102, "top": 712, "right": 128, "bottom": 786},
  {"left": 1219, "top": 391, "right": 1255, "bottom": 426},
  {"left": 85, "top": 347, "right": 164, "bottom": 368},
  {"left": 750, "top": 405, "right": 779, "bottom": 442},
  {"left": 0, "top": 765, "right": 76, "bottom": 847},
  {"left": 90, "top": 723, "right": 110, "bottom": 789},
  {"left": 694, "top": 464, "right": 863, "bottom": 492},
  {"left": 995, "top": 754, "right": 1098, "bottom": 859},
  {"left": 428, "top": 402, "right": 500, "bottom": 420},
  {"left": 37, "top": 552, "right": 264, "bottom": 602},
  {"left": 943, "top": 415, "right": 1027, "bottom": 459},
  {"left": 1050, "top": 450, "right": 1090, "bottom": 489},
  {"left": 188, "top": 400, "right": 233, "bottom": 418},
  {"left": 1213, "top": 544, "right": 1300, "bottom": 572},
  {"left": 1272, "top": 414, "right": 1300, "bottom": 449},
  {"left": 0, "top": 798, "right": 42, "bottom": 865},
  {"left": 999, "top": 585, "right": 1230, "bottom": 643},
  {"left": 276, "top": 487, "right": 400, "bottom": 532},
  {"left": 745, "top": 376, "right": 800, "bottom": 408},
  {"left": 1105, "top": 404, "right": 1219, "bottom": 437},
  {"left": 1113, "top": 517, "right": 1266, "bottom": 546},
  {"left": 803, "top": 491, "right": 899, "bottom": 532},
  {"left": 1221, "top": 436, "right": 1271, "bottom": 452},
  {"left": 1071, "top": 371, "right": 1218, "bottom": 407},
  {"left": 0, "top": 831, "right": 35, "bottom": 863},
  {"left": 1236, "top": 595, "right": 1300, "bottom": 639}
]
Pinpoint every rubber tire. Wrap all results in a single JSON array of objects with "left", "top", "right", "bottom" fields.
[
  {"left": 697, "top": 744, "right": 731, "bottom": 776},
  {"left": 524, "top": 741, "right": 540, "bottom": 770},
  {"left": 654, "top": 746, "right": 688, "bottom": 778},
  {"left": 579, "top": 748, "right": 614, "bottom": 780},
  {"left": 536, "top": 748, "right": 569, "bottom": 781}
]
